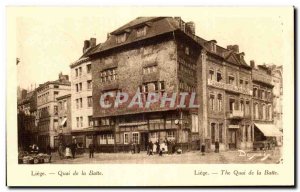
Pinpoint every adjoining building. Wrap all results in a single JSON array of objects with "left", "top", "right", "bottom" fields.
[
  {"left": 56, "top": 94, "right": 72, "bottom": 148},
  {"left": 36, "top": 73, "right": 71, "bottom": 150},
  {"left": 251, "top": 62, "right": 282, "bottom": 147},
  {"left": 69, "top": 38, "right": 96, "bottom": 150},
  {"left": 17, "top": 89, "right": 37, "bottom": 150}
]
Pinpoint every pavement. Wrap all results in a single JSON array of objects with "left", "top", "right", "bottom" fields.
[{"left": 50, "top": 148, "right": 282, "bottom": 164}]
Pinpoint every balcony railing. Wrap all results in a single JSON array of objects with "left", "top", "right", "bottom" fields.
[
  {"left": 227, "top": 110, "right": 244, "bottom": 119},
  {"left": 207, "top": 79, "right": 252, "bottom": 95}
]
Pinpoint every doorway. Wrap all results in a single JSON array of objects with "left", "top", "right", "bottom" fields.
[
  {"left": 228, "top": 129, "right": 237, "bottom": 149},
  {"left": 140, "top": 132, "right": 149, "bottom": 151}
]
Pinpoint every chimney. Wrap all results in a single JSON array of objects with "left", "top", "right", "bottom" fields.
[
  {"left": 107, "top": 33, "right": 111, "bottom": 39},
  {"left": 83, "top": 40, "right": 90, "bottom": 53},
  {"left": 227, "top": 44, "right": 239, "bottom": 53},
  {"left": 90, "top": 38, "right": 96, "bottom": 48},
  {"left": 186, "top": 21, "right": 195, "bottom": 35},
  {"left": 250, "top": 60, "right": 255, "bottom": 68}
]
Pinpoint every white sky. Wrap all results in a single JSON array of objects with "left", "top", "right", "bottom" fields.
[{"left": 16, "top": 7, "right": 293, "bottom": 90}]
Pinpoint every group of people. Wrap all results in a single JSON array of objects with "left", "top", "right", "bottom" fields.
[
  {"left": 147, "top": 139, "right": 176, "bottom": 156},
  {"left": 58, "top": 142, "right": 77, "bottom": 159}
]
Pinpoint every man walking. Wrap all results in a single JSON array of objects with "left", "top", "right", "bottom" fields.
[
  {"left": 70, "top": 141, "right": 77, "bottom": 159},
  {"left": 89, "top": 142, "right": 95, "bottom": 158},
  {"left": 215, "top": 139, "right": 220, "bottom": 153}
]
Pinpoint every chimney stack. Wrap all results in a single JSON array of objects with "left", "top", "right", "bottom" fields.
[
  {"left": 83, "top": 40, "right": 90, "bottom": 53},
  {"left": 250, "top": 60, "right": 255, "bottom": 68},
  {"left": 227, "top": 44, "right": 239, "bottom": 53},
  {"left": 186, "top": 21, "right": 195, "bottom": 35},
  {"left": 90, "top": 38, "right": 96, "bottom": 48}
]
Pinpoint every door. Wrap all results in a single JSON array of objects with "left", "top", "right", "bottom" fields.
[
  {"left": 228, "top": 130, "right": 237, "bottom": 149},
  {"left": 140, "top": 132, "right": 149, "bottom": 151}
]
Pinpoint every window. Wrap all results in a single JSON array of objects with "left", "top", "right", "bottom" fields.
[
  {"left": 76, "top": 117, "right": 79, "bottom": 128},
  {"left": 80, "top": 117, "right": 83, "bottom": 127},
  {"left": 219, "top": 123, "right": 223, "bottom": 143},
  {"left": 88, "top": 116, "right": 93, "bottom": 127},
  {"left": 229, "top": 76, "right": 235, "bottom": 85},
  {"left": 159, "top": 81, "right": 165, "bottom": 91},
  {"left": 79, "top": 67, "right": 82, "bottom": 76},
  {"left": 136, "top": 26, "right": 147, "bottom": 37},
  {"left": 63, "top": 100, "right": 67, "bottom": 110},
  {"left": 245, "top": 81, "right": 249, "bottom": 88},
  {"left": 261, "top": 90, "right": 265, "bottom": 100},
  {"left": 124, "top": 133, "right": 130, "bottom": 144},
  {"left": 211, "top": 43, "right": 217, "bottom": 52},
  {"left": 229, "top": 98, "right": 235, "bottom": 111},
  {"left": 262, "top": 104, "right": 266, "bottom": 120},
  {"left": 80, "top": 98, "right": 83, "bottom": 108},
  {"left": 209, "top": 94, "right": 215, "bottom": 111},
  {"left": 79, "top": 83, "right": 82, "bottom": 92},
  {"left": 240, "top": 79, "right": 243, "bottom": 86},
  {"left": 53, "top": 106, "right": 58, "bottom": 115},
  {"left": 87, "top": 80, "right": 92, "bottom": 90},
  {"left": 99, "top": 135, "right": 106, "bottom": 145},
  {"left": 87, "top": 64, "right": 91, "bottom": 73},
  {"left": 240, "top": 100, "right": 244, "bottom": 112},
  {"left": 254, "top": 103, "right": 259, "bottom": 119},
  {"left": 107, "top": 134, "right": 115, "bottom": 144},
  {"left": 76, "top": 99, "right": 79, "bottom": 109},
  {"left": 167, "top": 131, "right": 175, "bottom": 140},
  {"left": 217, "top": 72, "right": 222, "bottom": 82},
  {"left": 245, "top": 101, "right": 250, "bottom": 115},
  {"left": 268, "top": 105, "right": 272, "bottom": 120},
  {"left": 87, "top": 96, "right": 93, "bottom": 107},
  {"left": 209, "top": 70, "right": 214, "bottom": 80},
  {"left": 76, "top": 84, "right": 79, "bottom": 92},
  {"left": 116, "top": 33, "right": 127, "bottom": 43},
  {"left": 217, "top": 94, "right": 222, "bottom": 111},
  {"left": 132, "top": 132, "right": 139, "bottom": 144},
  {"left": 253, "top": 88, "right": 257, "bottom": 97},
  {"left": 101, "top": 68, "right": 117, "bottom": 83},
  {"left": 185, "top": 47, "right": 190, "bottom": 55},
  {"left": 143, "top": 65, "right": 157, "bottom": 75},
  {"left": 75, "top": 69, "right": 78, "bottom": 77}
]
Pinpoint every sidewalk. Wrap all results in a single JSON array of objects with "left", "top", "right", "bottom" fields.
[{"left": 50, "top": 148, "right": 282, "bottom": 164}]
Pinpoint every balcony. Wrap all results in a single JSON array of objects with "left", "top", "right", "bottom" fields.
[
  {"left": 207, "top": 79, "right": 252, "bottom": 95},
  {"left": 227, "top": 110, "right": 244, "bottom": 119}
]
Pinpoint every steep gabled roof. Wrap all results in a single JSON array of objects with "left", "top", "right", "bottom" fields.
[
  {"left": 88, "top": 17, "right": 179, "bottom": 56},
  {"left": 85, "top": 16, "right": 251, "bottom": 69}
]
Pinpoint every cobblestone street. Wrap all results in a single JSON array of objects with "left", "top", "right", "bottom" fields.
[{"left": 50, "top": 148, "right": 282, "bottom": 164}]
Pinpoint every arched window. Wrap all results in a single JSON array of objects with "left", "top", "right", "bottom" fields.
[
  {"left": 217, "top": 94, "right": 222, "bottom": 111},
  {"left": 254, "top": 103, "right": 259, "bottom": 119},
  {"left": 262, "top": 104, "right": 266, "bottom": 120}
]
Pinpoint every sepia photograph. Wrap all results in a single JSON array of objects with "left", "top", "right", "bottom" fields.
[{"left": 7, "top": 6, "right": 294, "bottom": 186}]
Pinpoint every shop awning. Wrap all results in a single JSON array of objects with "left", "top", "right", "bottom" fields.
[
  {"left": 254, "top": 123, "right": 282, "bottom": 137},
  {"left": 228, "top": 125, "right": 239, "bottom": 129},
  {"left": 60, "top": 118, "right": 67, "bottom": 126}
]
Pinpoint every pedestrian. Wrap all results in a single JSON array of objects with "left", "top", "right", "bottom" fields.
[
  {"left": 89, "top": 142, "right": 95, "bottom": 158},
  {"left": 172, "top": 140, "right": 176, "bottom": 154},
  {"left": 58, "top": 143, "right": 64, "bottom": 160},
  {"left": 201, "top": 142, "right": 205, "bottom": 155},
  {"left": 156, "top": 140, "right": 160, "bottom": 154},
  {"left": 215, "top": 140, "right": 219, "bottom": 153},
  {"left": 168, "top": 140, "right": 172, "bottom": 155},
  {"left": 46, "top": 145, "right": 52, "bottom": 161},
  {"left": 65, "top": 145, "right": 72, "bottom": 159},
  {"left": 70, "top": 142, "right": 77, "bottom": 159},
  {"left": 148, "top": 140, "right": 153, "bottom": 156}
]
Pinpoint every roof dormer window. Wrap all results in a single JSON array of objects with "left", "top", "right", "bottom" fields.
[
  {"left": 136, "top": 26, "right": 147, "bottom": 38},
  {"left": 116, "top": 33, "right": 127, "bottom": 44},
  {"left": 211, "top": 42, "right": 217, "bottom": 52}
]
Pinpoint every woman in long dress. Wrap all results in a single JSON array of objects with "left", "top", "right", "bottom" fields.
[{"left": 65, "top": 145, "right": 72, "bottom": 159}]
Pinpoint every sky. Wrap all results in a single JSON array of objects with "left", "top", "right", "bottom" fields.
[{"left": 16, "top": 7, "right": 293, "bottom": 90}]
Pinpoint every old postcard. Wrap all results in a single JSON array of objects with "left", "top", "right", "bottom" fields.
[{"left": 7, "top": 7, "right": 294, "bottom": 186}]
